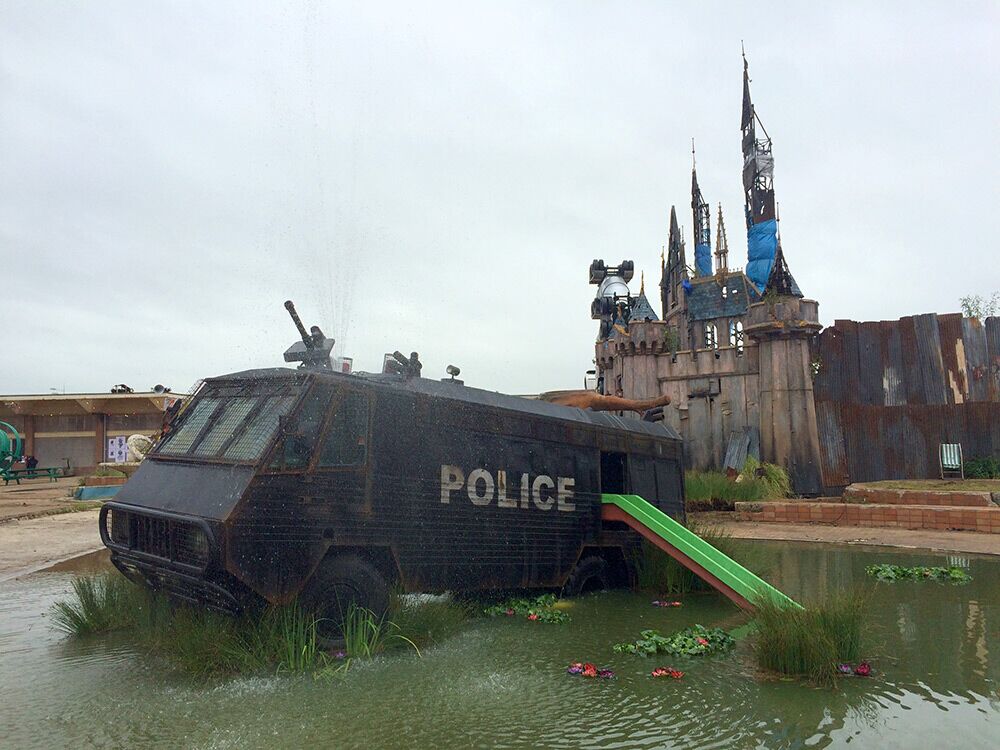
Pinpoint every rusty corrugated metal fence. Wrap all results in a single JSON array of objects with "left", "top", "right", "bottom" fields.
[{"left": 812, "top": 313, "right": 1000, "bottom": 489}]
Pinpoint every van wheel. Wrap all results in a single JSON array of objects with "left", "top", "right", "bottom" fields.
[
  {"left": 562, "top": 556, "right": 611, "bottom": 597},
  {"left": 302, "top": 554, "right": 390, "bottom": 647}
]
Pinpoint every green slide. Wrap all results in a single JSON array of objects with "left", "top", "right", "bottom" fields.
[{"left": 601, "top": 493, "right": 802, "bottom": 611}]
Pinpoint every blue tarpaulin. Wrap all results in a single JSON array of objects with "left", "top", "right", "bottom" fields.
[
  {"left": 694, "top": 243, "right": 712, "bottom": 277},
  {"left": 745, "top": 219, "right": 777, "bottom": 293}
]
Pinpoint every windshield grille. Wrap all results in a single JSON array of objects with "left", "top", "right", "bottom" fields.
[{"left": 155, "top": 380, "right": 300, "bottom": 463}]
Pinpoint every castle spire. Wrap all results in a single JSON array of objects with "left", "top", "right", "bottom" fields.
[
  {"left": 691, "top": 139, "right": 712, "bottom": 277},
  {"left": 715, "top": 203, "right": 729, "bottom": 273},
  {"left": 659, "top": 206, "right": 688, "bottom": 316},
  {"left": 741, "top": 51, "right": 802, "bottom": 297}
]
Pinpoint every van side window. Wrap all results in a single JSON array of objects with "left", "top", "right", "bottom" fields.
[
  {"left": 318, "top": 392, "right": 368, "bottom": 467},
  {"left": 279, "top": 388, "right": 329, "bottom": 469}
]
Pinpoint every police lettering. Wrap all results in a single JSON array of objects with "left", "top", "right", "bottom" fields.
[{"left": 440, "top": 465, "right": 575, "bottom": 512}]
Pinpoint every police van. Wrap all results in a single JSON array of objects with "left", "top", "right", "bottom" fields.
[{"left": 100, "top": 314, "right": 686, "bottom": 633}]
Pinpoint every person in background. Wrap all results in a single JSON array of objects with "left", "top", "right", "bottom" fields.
[{"left": 25, "top": 455, "right": 38, "bottom": 473}]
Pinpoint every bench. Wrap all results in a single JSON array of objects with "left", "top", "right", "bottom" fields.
[{"left": 1, "top": 467, "right": 63, "bottom": 485}]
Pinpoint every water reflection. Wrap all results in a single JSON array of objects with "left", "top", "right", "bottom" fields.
[{"left": 0, "top": 542, "right": 997, "bottom": 749}]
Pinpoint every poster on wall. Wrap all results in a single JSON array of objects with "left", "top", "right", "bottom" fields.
[{"left": 107, "top": 436, "right": 128, "bottom": 463}]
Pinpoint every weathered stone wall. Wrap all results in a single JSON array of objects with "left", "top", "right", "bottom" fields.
[{"left": 596, "top": 297, "right": 824, "bottom": 494}]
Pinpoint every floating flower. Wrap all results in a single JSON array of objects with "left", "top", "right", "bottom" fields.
[
  {"left": 582, "top": 663, "right": 598, "bottom": 678},
  {"left": 651, "top": 600, "right": 683, "bottom": 608},
  {"left": 527, "top": 613, "right": 539, "bottom": 621},
  {"left": 854, "top": 662, "right": 872, "bottom": 677},
  {"left": 651, "top": 667, "right": 684, "bottom": 679},
  {"left": 505, "top": 608, "right": 515, "bottom": 616},
  {"left": 696, "top": 637, "right": 709, "bottom": 646},
  {"left": 567, "top": 663, "right": 583, "bottom": 675},
  {"left": 334, "top": 650, "right": 347, "bottom": 660},
  {"left": 837, "top": 664, "right": 853, "bottom": 674},
  {"left": 598, "top": 669, "right": 615, "bottom": 679}
]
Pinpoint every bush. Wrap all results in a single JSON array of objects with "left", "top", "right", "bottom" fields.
[
  {"left": 752, "top": 592, "right": 867, "bottom": 685},
  {"left": 965, "top": 456, "right": 1000, "bottom": 479}
]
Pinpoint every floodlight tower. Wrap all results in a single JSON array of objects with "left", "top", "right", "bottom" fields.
[{"left": 589, "top": 259, "right": 634, "bottom": 340}]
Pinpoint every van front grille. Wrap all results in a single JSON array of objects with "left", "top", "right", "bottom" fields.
[{"left": 105, "top": 507, "right": 211, "bottom": 569}]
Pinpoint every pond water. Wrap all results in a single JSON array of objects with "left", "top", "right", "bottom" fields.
[{"left": 1, "top": 542, "right": 998, "bottom": 749}]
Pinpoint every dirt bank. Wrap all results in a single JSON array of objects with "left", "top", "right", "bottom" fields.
[
  {"left": 0, "top": 510, "right": 103, "bottom": 580},
  {"left": 0, "top": 477, "right": 89, "bottom": 521},
  {"left": 693, "top": 513, "right": 1000, "bottom": 557}
]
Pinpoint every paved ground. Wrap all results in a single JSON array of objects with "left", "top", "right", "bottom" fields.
[
  {"left": 0, "top": 477, "right": 85, "bottom": 521},
  {"left": 693, "top": 512, "right": 1000, "bottom": 557},
  {"left": 0, "top": 510, "right": 103, "bottom": 580}
]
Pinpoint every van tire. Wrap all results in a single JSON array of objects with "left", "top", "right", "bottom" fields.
[
  {"left": 562, "top": 556, "right": 611, "bottom": 597},
  {"left": 303, "top": 554, "right": 390, "bottom": 646}
]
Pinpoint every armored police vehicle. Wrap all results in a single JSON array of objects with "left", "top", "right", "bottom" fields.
[{"left": 100, "top": 303, "right": 685, "bottom": 633}]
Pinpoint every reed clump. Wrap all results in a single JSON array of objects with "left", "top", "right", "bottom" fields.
[
  {"left": 751, "top": 591, "right": 868, "bottom": 685},
  {"left": 51, "top": 573, "right": 473, "bottom": 676}
]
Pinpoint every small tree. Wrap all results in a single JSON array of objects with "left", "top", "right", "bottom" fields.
[{"left": 960, "top": 292, "right": 1000, "bottom": 320}]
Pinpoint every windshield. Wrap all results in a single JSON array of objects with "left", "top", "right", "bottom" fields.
[{"left": 156, "top": 381, "right": 300, "bottom": 462}]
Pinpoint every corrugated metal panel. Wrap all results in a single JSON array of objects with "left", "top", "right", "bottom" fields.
[
  {"left": 816, "top": 402, "right": 849, "bottom": 486},
  {"left": 857, "top": 322, "right": 884, "bottom": 405},
  {"left": 984, "top": 317, "right": 1000, "bottom": 401},
  {"left": 961, "top": 317, "right": 990, "bottom": 402},
  {"left": 880, "top": 320, "right": 905, "bottom": 406},
  {"left": 936, "top": 313, "right": 967, "bottom": 403},
  {"left": 913, "top": 313, "right": 948, "bottom": 404},
  {"left": 898, "top": 316, "right": 925, "bottom": 405},
  {"left": 839, "top": 320, "right": 862, "bottom": 405}
]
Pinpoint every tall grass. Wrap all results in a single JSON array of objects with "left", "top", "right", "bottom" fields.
[
  {"left": 389, "top": 594, "right": 475, "bottom": 650},
  {"left": 51, "top": 574, "right": 137, "bottom": 635},
  {"left": 51, "top": 573, "right": 472, "bottom": 676},
  {"left": 685, "top": 459, "right": 792, "bottom": 511},
  {"left": 633, "top": 521, "right": 775, "bottom": 596},
  {"left": 752, "top": 591, "right": 868, "bottom": 685}
]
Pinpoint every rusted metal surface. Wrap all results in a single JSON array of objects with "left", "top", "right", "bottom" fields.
[{"left": 814, "top": 315, "right": 1000, "bottom": 490}]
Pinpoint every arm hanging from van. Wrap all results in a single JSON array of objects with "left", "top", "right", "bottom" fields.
[{"left": 538, "top": 390, "right": 671, "bottom": 414}]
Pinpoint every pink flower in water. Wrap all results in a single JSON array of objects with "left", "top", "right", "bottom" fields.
[
  {"left": 334, "top": 651, "right": 347, "bottom": 660},
  {"left": 598, "top": 669, "right": 615, "bottom": 679},
  {"left": 505, "top": 608, "right": 515, "bottom": 616},
  {"left": 854, "top": 662, "right": 872, "bottom": 677},
  {"left": 670, "top": 601, "right": 682, "bottom": 607},
  {"left": 837, "top": 664, "right": 853, "bottom": 674},
  {"left": 527, "top": 613, "right": 539, "bottom": 621},
  {"left": 651, "top": 667, "right": 684, "bottom": 679},
  {"left": 582, "top": 663, "right": 598, "bottom": 678},
  {"left": 696, "top": 637, "right": 709, "bottom": 646},
  {"left": 567, "top": 663, "right": 583, "bottom": 675}
]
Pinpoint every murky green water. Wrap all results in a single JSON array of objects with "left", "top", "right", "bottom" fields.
[{"left": 1, "top": 542, "right": 998, "bottom": 749}]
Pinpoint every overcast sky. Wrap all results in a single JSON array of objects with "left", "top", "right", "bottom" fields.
[{"left": 2, "top": 1, "right": 997, "bottom": 396}]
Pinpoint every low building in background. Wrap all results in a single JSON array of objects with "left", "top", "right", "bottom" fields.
[{"left": 0, "top": 391, "right": 180, "bottom": 474}]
